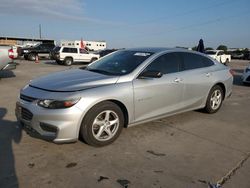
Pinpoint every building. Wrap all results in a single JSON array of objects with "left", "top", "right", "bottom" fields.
[
  {"left": 0, "top": 36, "right": 55, "bottom": 47},
  {"left": 61, "top": 40, "right": 107, "bottom": 51}
]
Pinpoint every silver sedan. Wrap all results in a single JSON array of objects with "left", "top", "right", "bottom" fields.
[{"left": 16, "top": 48, "right": 233, "bottom": 146}]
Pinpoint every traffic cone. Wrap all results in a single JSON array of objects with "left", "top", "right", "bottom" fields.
[{"left": 35, "top": 55, "right": 39, "bottom": 63}]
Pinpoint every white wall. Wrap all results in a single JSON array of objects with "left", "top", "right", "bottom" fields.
[{"left": 61, "top": 40, "right": 107, "bottom": 51}]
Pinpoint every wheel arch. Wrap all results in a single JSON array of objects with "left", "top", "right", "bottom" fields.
[
  {"left": 90, "top": 57, "right": 98, "bottom": 62},
  {"left": 77, "top": 99, "right": 130, "bottom": 145},
  {"left": 107, "top": 99, "right": 129, "bottom": 128},
  {"left": 212, "top": 82, "right": 226, "bottom": 100},
  {"left": 64, "top": 56, "right": 74, "bottom": 61},
  {"left": 79, "top": 99, "right": 129, "bottom": 130}
]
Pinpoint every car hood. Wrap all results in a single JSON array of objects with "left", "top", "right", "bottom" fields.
[
  {"left": 22, "top": 47, "right": 35, "bottom": 51},
  {"left": 29, "top": 69, "right": 119, "bottom": 92}
]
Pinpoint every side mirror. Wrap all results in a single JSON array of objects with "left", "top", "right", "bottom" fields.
[{"left": 138, "top": 70, "right": 163, "bottom": 79}]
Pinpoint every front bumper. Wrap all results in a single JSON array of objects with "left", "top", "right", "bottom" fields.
[{"left": 15, "top": 99, "right": 83, "bottom": 143}]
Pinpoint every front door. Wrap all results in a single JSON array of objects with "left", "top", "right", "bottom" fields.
[{"left": 132, "top": 52, "right": 184, "bottom": 122}]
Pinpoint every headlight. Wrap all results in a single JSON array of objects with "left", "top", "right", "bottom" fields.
[
  {"left": 37, "top": 98, "right": 80, "bottom": 109},
  {"left": 23, "top": 50, "right": 29, "bottom": 53}
]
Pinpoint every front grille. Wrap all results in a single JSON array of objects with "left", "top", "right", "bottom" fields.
[
  {"left": 246, "top": 76, "right": 250, "bottom": 82},
  {"left": 20, "top": 94, "right": 37, "bottom": 102},
  {"left": 21, "top": 108, "right": 33, "bottom": 121}
]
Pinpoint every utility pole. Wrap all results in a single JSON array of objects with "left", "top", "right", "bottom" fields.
[{"left": 39, "top": 24, "right": 42, "bottom": 39}]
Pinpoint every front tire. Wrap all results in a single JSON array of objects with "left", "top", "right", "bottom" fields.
[
  {"left": 225, "top": 59, "right": 229, "bottom": 65},
  {"left": 80, "top": 101, "right": 124, "bottom": 147},
  {"left": 204, "top": 85, "right": 224, "bottom": 114},
  {"left": 24, "top": 54, "right": 28, "bottom": 60}
]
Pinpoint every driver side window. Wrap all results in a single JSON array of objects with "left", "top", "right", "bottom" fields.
[
  {"left": 145, "top": 53, "right": 180, "bottom": 74},
  {"left": 80, "top": 48, "right": 88, "bottom": 54}
]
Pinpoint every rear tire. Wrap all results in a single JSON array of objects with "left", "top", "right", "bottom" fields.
[
  {"left": 204, "top": 85, "right": 224, "bottom": 114},
  {"left": 80, "top": 101, "right": 124, "bottom": 147},
  {"left": 90, "top": 58, "right": 98, "bottom": 63},
  {"left": 64, "top": 57, "right": 73, "bottom": 66}
]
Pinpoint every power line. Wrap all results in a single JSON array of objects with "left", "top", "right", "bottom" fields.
[
  {"left": 130, "top": 0, "right": 236, "bottom": 26},
  {"left": 125, "top": 11, "right": 250, "bottom": 42}
]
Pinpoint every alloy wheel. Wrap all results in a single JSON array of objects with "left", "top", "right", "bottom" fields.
[
  {"left": 92, "top": 110, "right": 119, "bottom": 141},
  {"left": 210, "top": 89, "right": 222, "bottom": 110}
]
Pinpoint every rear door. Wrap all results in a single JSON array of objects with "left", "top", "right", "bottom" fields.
[
  {"left": 133, "top": 52, "right": 184, "bottom": 122},
  {"left": 177, "top": 52, "right": 215, "bottom": 110}
]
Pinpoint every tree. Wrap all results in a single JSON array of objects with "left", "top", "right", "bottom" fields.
[
  {"left": 205, "top": 47, "right": 214, "bottom": 51},
  {"left": 217, "top": 45, "right": 228, "bottom": 52},
  {"left": 192, "top": 46, "right": 197, "bottom": 51}
]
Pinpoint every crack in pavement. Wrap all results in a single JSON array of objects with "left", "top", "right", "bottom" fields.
[
  {"left": 216, "top": 152, "right": 250, "bottom": 187},
  {"left": 164, "top": 123, "right": 250, "bottom": 187}
]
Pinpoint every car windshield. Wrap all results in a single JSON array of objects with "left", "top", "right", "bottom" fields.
[
  {"left": 86, "top": 50, "right": 153, "bottom": 76},
  {"left": 206, "top": 51, "right": 216, "bottom": 55},
  {"left": 32, "top": 43, "right": 41, "bottom": 47},
  {"left": 53, "top": 46, "right": 61, "bottom": 52}
]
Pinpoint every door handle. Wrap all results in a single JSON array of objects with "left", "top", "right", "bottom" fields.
[
  {"left": 206, "top": 73, "right": 211, "bottom": 77},
  {"left": 174, "top": 78, "right": 182, "bottom": 83}
]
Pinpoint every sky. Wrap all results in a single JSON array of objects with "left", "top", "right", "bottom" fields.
[{"left": 0, "top": 0, "right": 250, "bottom": 49}]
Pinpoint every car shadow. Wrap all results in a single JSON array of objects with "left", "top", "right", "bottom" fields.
[
  {"left": 0, "top": 70, "right": 16, "bottom": 79},
  {"left": 43, "top": 61, "right": 58, "bottom": 65},
  {"left": 0, "top": 108, "right": 22, "bottom": 188}
]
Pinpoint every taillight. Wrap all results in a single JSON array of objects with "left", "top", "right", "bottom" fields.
[
  {"left": 229, "top": 69, "right": 235, "bottom": 76},
  {"left": 8, "top": 49, "right": 14, "bottom": 59}
]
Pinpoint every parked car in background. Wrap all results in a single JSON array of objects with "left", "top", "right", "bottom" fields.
[
  {"left": 50, "top": 46, "right": 100, "bottom": 66},
  {"left": 0, "top": 45, "right": 16, "bottom": 71},
  {"left": 230, "top": 51, "right": 244, "bottom": 59},
  {"left": 243, "top": 50, "right": 250, "bottom": 60},
  {"left": 98, "top": 49, "right": 118, "bottom": 57},
  {"left": 19, "top": 43, "right": 55, "bottom": 61},
  {"left": 16, "top": 48, "right": 233, "bottom": 146},
  {"left": 206, "top": 50, "right": 231, "bottom": 64},
  {"left": 242, "top": 64, "right": 250, "bottom": 85},
  {"left": 12, "top": 46, "right": 20, "bottom": 59}
]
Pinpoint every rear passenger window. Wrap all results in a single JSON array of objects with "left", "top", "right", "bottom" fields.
[
  {"left": 62, "top": 48, "right": 78, "bottom": 53},
  {"left": 71, "top": 48, "right": 77, "bottom": 53},
  {"left": 145, "top": 53, "right": 181, "bottom": 74},
  {"left": 80, "top": 48, "right": 88, "bottom": 54},
  {"left": 218, "top": 51, "right": 224, "bottom": 55},
  {"left": 180, "top": 52, "right": 214, "bottom": 70}
]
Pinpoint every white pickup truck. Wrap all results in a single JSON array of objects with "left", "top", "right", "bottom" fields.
[
  {"left": 50, "top": 46, "right": 100, "bottom": 66},
  {"left": 0, "top": 45, "right": 16, "bottom": 71},
  {"left": 205, "top": 50, "right": 231, "bottom": 64}
]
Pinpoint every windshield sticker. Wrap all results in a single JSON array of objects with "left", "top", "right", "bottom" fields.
[{"left": 134, "top": 52, "right": 151, "bottom": 56}]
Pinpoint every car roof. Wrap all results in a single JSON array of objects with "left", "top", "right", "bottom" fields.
[
  {"left": 125, "top": 47, "right": 171, "bottom": 53},
  {"left": 124, "top": 47, "right": 195, "bottom": 54}
]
